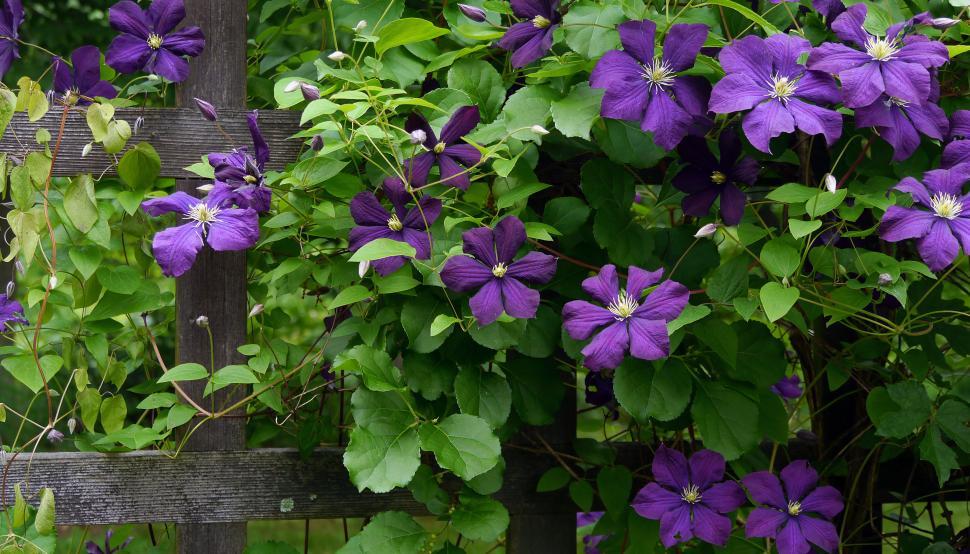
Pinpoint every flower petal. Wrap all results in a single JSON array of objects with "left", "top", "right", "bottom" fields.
[
  {"left": 689, "top": 449, "right": 726, "bottom": 489},
  {"left": 799, "top": 485, "right": 844, "bottom": 519},
  {"left": 764, "top": 33, "right": 811, "bottom": 78},
  {"left": 142, "top": 191, "right": 197, "bottom": 216},
  {"left": 830, "top": 4, "right": 870, "bottom": 48},
  {"left": 405, "top": 112, "right": 437, "bottom": 147},
  {"left": 442, "top": 143, "right": 481, "bottom": 167},
  {"left": 497, "top": 20, "right": 539, "bottom": 52},
  {"left": 780, "top": 460, "right": 818, "bottom": 502},
  {"left": 371, "top": 256, "right": 409, "bottom": 276},
  {"left": 787, "top": 99, "right": 843, "bottom": 146},
  {"left": 440, "top": 106, "right": 480, "bottom": 144},
  {"left": 493, "top": 216, "right": 527, "bottom": 264},
  {"left": 627, "top": 317, "right": 670, "bottom": 360},
  {"left": 148, "top": 0, "right": 186, "bottom": 35},
  {"left": 500, "top": 277, "right": 541, "bottom": 319},
  {"left": 72, "top": 45, "right": 106, "bottom": 91},
  {"left": 599, "top": 78, "right": 650, "bottom": 122},
  {"left": 840, "top": 61, "right": 885, "bottom": 109},
  {"left": 509, "top": 0, "right": 556, "bottom": 19},
  {"left": 438, "top": 154, "right": 471, "bottom": 190},
  {"left": 742, "top": 471, "right": 787, "bottom": 509},
  {"left": 469, "top": 278, "right": 504, "bottom": 326},
  {"left": 917, "top": 218, "right": 960, "bottom": 272},
  {"left": 709, "top": 74, "right": 767, "bottom": 114},
  {"left": 653, "top": 445, "right": 690, "bottom": 490},
  {"left": 161, "top": 26, "right": 205, "bottom": 57},
  {"left": 631, "top": 483, "right": 683, "bottom": 520},
  {"left": 794, "top": 71, "right": 841, "bottom": 105},
  {"left": 206, "top": 209, "right": 260, "bottom": 251},
  {"left": 895, "top": 39, "right": 949, "bottom": 69},
  {"left": 719, "top": 35, "right": 772, "bottom": 83},
  {"left": 881, "top": 61, "right": 931, "bottom": 107},
  {"left": 350, "top": 192, "right": 391, "bottom": 226},
  {"left": 691, "top": 505, "right": 732, "bottom": 546},
  {"left": 701, "top": 481, "right": 746, "bottom": 513},
  {"left": 402, "top": 152, "right": 436, "bottom": 186},
  {"left": 581, "top": 320, "right": 630, "bottom": 370},
  {"left": 510, "top": 26, "right": 554, "bottom": 68},
  {"left": 147, "top": 48, "right": 191, "bottom": 82},
  {"left": 799, "top": 516, "right": 839, "bottom": 552},
  {"left": 777, "top": 518, "right": 811, "bottom": 554},
  {"left": 402, "top": 197, "right": 442, "bottom": 230},
  {"left": 720, "top": 183, "right": 746, "bottom": 225},
  {"left": 582, "top": 264, "right": 620, "bottom": 305},
  {"left": 441, "top": 255, "right": 494, "bottom": 293},
  {"left": 637, "top": 280, "right": 690, "bottom": 322},
  {"left": 642, "top": 90, "right": 692, "bottom": 150},
  {"left": 617, "top": 19, "right": 655, "bottom": 65},
  {"left": 671, "top": 75, "right": 711, "bottom": 118},
  {"left": 948, "top": 217, "right": 970, "bottom": 255},
  {"left": 152, "top": 223, "right": 203, "bottom": 277},
  {"left": 659, "top": 505, "right": 694, "bottom": 547},
  {"left": 943, "top": 140, "right": 970, "bottom": 169},
  {"left": 348, "top": 225, "right": 394, "bottom": 253},
  {"left": 590, "top": 49, "right": 643, "bottom": 90},
  {"left": 731, "top": 157, "right": 760, "bottom": 185},
  {"left": 682, "top": 187, "right": 720, "bottom": 218},
  {"left": 746, "top": 507, "right": 788, "bottom": 538},
  {"left": 109, "top": 0, "right": 150, "bottom": 38},
  {"left": 562, "top": 300, "right": 616, "bottom": 341},
  {"left": 806, "top": 42, "right": 869, "bottom": 74},
  {"left": 626, "top": 266, "right": 664, "bottom": 299},
  {"left": 662, "top": 23, "right": 707, "bottom": 72},
  {"left": 462, "top": 226, "right": 497, "bottom": 266},
  {"left": 506, "top": 251, "right": 557, "bottom": 284},
  {"left": 923, "top": 166, "right": 970, "bottom": 196},
  {"left": 401, "top": 228, "right": 433, "bottom": 260},
  {"left": 879, "top": 206, "right": 934, "bottom": 242},
  {"left": 742, "top": 99, "right": 795, "bottom": 154}
]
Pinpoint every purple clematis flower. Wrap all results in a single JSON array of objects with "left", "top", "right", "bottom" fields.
[
  {"left": 590, "top": 20, "right": 711, "bottom": 150},
  {"left": 632, "top": 446, "right": 746, "bottom": 548},
  {"left": 142, "top": 191, "right": 259, "bottom": 277},
  {"left": 403, "top": 107, "right": 482, "bottom": 190},
  {"left": 879, "top": 165, "right": 970, "bottom": 272},
  {"left": 105, "top": 0, "right": 205, "bottom": 83},
  {"left": 950, "top": 110, "right": 970, "bottom": 140},
  {"left": 943, "top": 112, "right": 970, "bottom": 169},
  {"left": 440, "top": 216, "right": 557, "bottom": 326},
  {"left": 806, "top": 4, "right": 949, "bottom": 109},
  {"left": 208, "top": 111, "right": 272, "bottom": 212},
  {"left": 0, "top": 0, "right": 23, "bottom": 80},
  {"left": 497, "top": 0, "right": 561, "bottom": 68},
  {"left": 348, "top": 177, "right": 442, "bottom": 276},
  {"left": 0, "top": 293, "right": 27, "bottom": 330},
  {"left": 562, "top": 265, "right": 689, "bottom": 371},
  {"left": 771, "top": 374, "right": 803, "bottom": 399},
  {"left": 855, "top": 93, "right": 948, "bottom": 162},
  {"left": 51, "top": 46, "right": 118, "bottom": 106},
  {"left": 673, "top": 128, "right": 760, "bottom": 225},
  {"left": 744, "top": 460, "right": 844, "bottom": 554},
  {"left": 709, "top": 33, "right": 842, "bottom": 154},
  {"left": 86, "top": 529, "right": 134, "bottom": 554},
  {"left": 812, "top": 0, "right": 846, "bottom": 22},
  {"left": 577, "top": 512, "right": 609, "bottom": 554}
]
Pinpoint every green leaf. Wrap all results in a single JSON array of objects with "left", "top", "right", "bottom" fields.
[
  {"left": 446, "top": 59, "right": 506, "bottom": 121},
  {"left": 496, "top": 182, "right": 550, "bottom": 210},
  {"left": 760, "top": 238, "right": 800, "bottom": 277},
  {"left": 823, "top": 287, "right": 871, "bottom": 324},
  {"left": 300, "top": 98, "right": 340, "bottom": 124},
  {"left": 429, "top": 314, "right": 461, "bottom": 337},
  {"left": 506, "top": 357, "right": 565, "bottom": 425},
  {"left": 2, "top": 354, "right": 63, "bottom": 393},
  {"left": 597, "top": 466, "right": 633, "bottom": 519},
  {"left": 408, "top": 464, "right": 450, "bottom": 516},
  {"left": 454, "top": 366, "right": 512, "bottom": 429},
  {"left": 569, "top": 480, "right": 595, "bottom": 512},
  {"left": 592, "top": 119, "right": 665, "bottom": 169},
  {"left": 759, "top": 391, "right": 789, "bottom": 443},
  {"left": 96, "top": 265, "right": 142, "bottom": 294},
  {"left": 691, "top": 380, "right": 760, "bottom": 460},
  {"left": 732, "top": 322, "right": 787, "bottom": 387},
  {"left": 68, "top": 246, "right": 102, "bottom": 280},
  {"left": 562, "top": 2, "right": 625, "bottom": 58},
  {"left": 418, "top": 414, "right": 500, "bottom": 480},
  {"left": 920, "top": 424, "right": 959, "bottom": 486},
  {"left": 502, "top": 85, "right": 559, "bottom": 140},
  {"left": 86, "top": 102, "right": 115, "bottom": 141},
  {"left": 102, "top": 119, "right": 132, "bottom": 154},
  {"left": 544, "top": 197, "right": 590, "bottom": 235},
  {"left": 699, "top": 0, "right": 780, "bottom": 34},
  {"left": 551, "top": 83, "right": 604, "bottom": 140},
  {"left": 335, "top": 345, "right": 402, "bottom": 391},
  {"left": 17, "top": 77, "right": 49, "bottom": 121},
  {"left": 804, "top": 189, "right": 847, "bottom": 218},
  {"left": 402, "top": 352, "right": 456, "bottom": 401},
  {"left": 789, "top": 218, "right": 822, "bottom": 239},
  {"left": 766, "top": 183, "right": 818, "bottom": 203},
  {"left": 100, "top": 395, "right": 127, "bottom": 433},
  {"left": 866, "top": 381, "right": 931, "bottom": 439},
  {"left": 344, "top": 388, "right": 421, "bottom": 493},
  {"left": 0, "top": 89, "right": 16, "bottom": 140},
  {"left": 136, "top": 392, "right": 178, "bottom": 410},
  {"left": 614, "top": 358, "right": 691, "bottom": 422},
  {"left": 451, "top": 493, "right": 509, "bottom": 542},
  {"left": 210, "top": 364, "right": 260, "bottom": 388},
  {"left": 64, "top": 174, "right": 99, "bottom": 233},
  {"left": 706, "top": 255, "right": 750, "bottom": 303},
  {"left": 158, "top": 362, "right": 209, "bottom": 383},
  {"left": 77, "top": 388, "right": 101, "bottom": 431},
  {"left": 937, "top": 400, "right": 970, "bottom": 452},
  {"left": 401, "top": 298, "right": 453, "bottom": 353},
  {"left": 117, "top": 142, "right": 161, "bottom": 188},
  {"left": 350, "top": 238, "right": 417, "bottom": 262},
  {"left": 759, "top": 282, "right": 800, "bottom": 322},
  {"left": 537, "top": 467, "right": 571, "bottom": 492},
  {"left": 336, "top": 511, "right": 427, "bottom": 554},
  {"left": 166, "top": 404, "right": 197, "bottom": 429},
  {"left": 668, "top": 304, "right": 710, "bottom": 334},
  {"left": 376, "top": 18, "right": 450, "bottom": 55},
  {"left": 329, "top": 285, "right": 372, "bottom": 309},
  {"left": 34, "top": 488, "right": 55, "bottom": 535}
]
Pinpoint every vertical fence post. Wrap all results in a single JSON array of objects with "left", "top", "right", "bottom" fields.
[{"left": 174, "top": 1, "right": 249, "bottom": 552}]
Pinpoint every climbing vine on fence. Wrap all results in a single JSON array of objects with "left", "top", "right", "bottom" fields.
[{"left": 0, "top": 0, "right": 969, "bottom": 552}]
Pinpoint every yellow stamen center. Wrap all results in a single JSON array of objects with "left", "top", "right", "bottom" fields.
[
  {"left": 387, "top": 213, "right": 404, "bottom": 231},
  {"left": 147, "top": 33, "right": 164, "bottom": 50},
  {"left": 768, "top": 74, "right": 797, "bottom": 103},
  {"left": 433, "top": 142, "right": 446, "bottom": 154},
  {"left": 642, "top": 58, "right": 675, "bottom": 90},
  {"left": 787, "top": 500, "right": 802, "bottom": 516},
  {"left": 711, "top": 171, "right": 727, "bottom": 185},
  {"left": 931, "top": 192, "right": 963, "bottom": 220},
  {"left": 492, "top": 262, "right": 508, "bottom": 278},
  {"left": 532, "top": 15, "right": 551, "bottom": 28},
  {"left": 681, "top": 484, "right": 703, "bottom": 504},
  {"left": 865, "top": 37, "right": 899, "bottom": 61},
  {"left": 186, "top": 202, "right": 221, "bottom": 229},
  {"left": 244, "top": 174, "right": 258, "bottom": 184},
  {"left": 607, "top": 290, "right": 639, "bottom": 321}
]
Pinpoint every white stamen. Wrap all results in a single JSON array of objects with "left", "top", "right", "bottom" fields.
[
  {"left": 532, "top": 15, "right": 552, "bottom": 28},
  {"left": 887, "top": 96, "right": 910, "bottom": 108},
  {"left": 607, "top": 290, "right": 640, "bottom": 321},
  {"left": 865, "top": 36, "right": 900, "bottom": 61},
  {"left": 930, "top": 192, "right": 962, "bottom": 220},
  {"left": 681, "top": 484, "right": 703, "bottom": 504},
  {"left": 387, "top": 213, "right": 404, "bottom": 231},
  {"left": 492, "top": 263, "right": 508, "bottom": 278},
  {"left": 767, "top": 74, "right": 797, "bottom": 103},
  {"left": 147, "top": 33, "right": 164, "bottom": 50},
  {"left": 185, "top": 202, "right": 222, "bottom": 230},
  {"left": 787, "top": 500, "right": 802, "bottom": 516},
  {"left": 641, "top": 58, "right": 676, "bottom": 90}
]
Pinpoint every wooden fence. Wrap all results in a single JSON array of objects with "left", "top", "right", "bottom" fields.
[{"left": 0, "top": 1, "right": 960, "bottom": 553}]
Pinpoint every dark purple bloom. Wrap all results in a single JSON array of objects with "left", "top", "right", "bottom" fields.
[
  {"left": 208, "top": 111, "right": 271, "bottom": 212},
  {"left": 51, "top": 46, "right": 118, "bottom": 106},
  {"left": 194, "top": 97, "right": 217, "bottom": 121},
  {"left": 562, "top": 265, "right": 689, "bottom": 371},
  {"left": 142, "top": 192, "right": 259, "bottom": 277},
  {"left": 879, "top": 165, "right": 970, "bottom": 272},
  {"left": 949, "top": 110, "right": 970, "bottom": 140},
  {"left": 771, "top": 374, "right": 803, "bottom": 399},
  {"left": 744, "top": 460, "right": 844, "bottom": 554},
  {"left": 632, "top": 446, "right": 746, "bottom": 548},
  {"left": 0, "top": 0, "right": 23, "bottom": 80},
  {"left": 710, "top": 33, "right": 842, "bottom": 154},
  {"left": 0, "top": 293, "right": 27, "bottom": 330},
  {"left": 105, "top": 0, "right": 205, "bottom": 83},
  {"left": 673, "top": 128, "right": 759, "bottom": 225},
  {"left": 497, "top": 0, "right": 560, "bottom": 68},
  {"left": 584, "top": 370, "right": 614, "bottom": 408},
  {"left": 403, "top": 106, "right": 482, "bottom": 190},
  {"left": 348, "top": 177, "right": 442, "bottom": 276},
  {"left": 577, "top": 512, "right": 608, "bottom": 554},
  {"left": 806, "top": 4, "right": 949, "bottom": 108},
  {"left": 86, "top": 529, "right": 134, "bottom": 554},
  {"left": 458, "top": 4, "right": 487, "bottom": 23},
  {"left": 855, "top": 94, "right": 948, "bottom": 161},
  {"left": 440, "top": 216, "right": 557, "bottom": 326},
  {"left": 812, "top": 0, "right": 846, "bottom": 22},
  {"left": 590, "top": 20, "right": 711, "bottom": 150}
]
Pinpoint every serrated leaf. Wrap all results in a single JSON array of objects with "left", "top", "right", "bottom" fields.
[{"left": 418, "top": 414, "right": 500, "bottom": 480}]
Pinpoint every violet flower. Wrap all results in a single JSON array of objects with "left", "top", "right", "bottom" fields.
[
  {"left": 943, "top": 112, "right": 970, "bottom": 169},
  {"left": 631, "top": 446, "right": 746, "bottom": 548},
  {"left": 348, "top": 177, "right": 442, "bottom": 276},
  {"left": 0, "top": 293, "right": 27, "bottom": 330},
  {"left": 879, "top": 165, "right": 970, "bottom": 272},
  {"left": 142, "top": 192, "right": 259, "bottom": 277},
  {"left": 743, "top": 460, "right": 844, "bottom": 554},
  {"left": 709, "top": 33, "right": 842, "bottom": 154},
  {"left": 440, "top": 216, "right": 557, "bottom": 326},
  {"left": 806, "top": 4, "right": 949, "bottom": 108},
  {"left": 0, "top": 0, "right": 23, "bottom": 80},
  {"left": 497, "top": 0, "right": 560, "bottom": 68},
  {"left": 855, "top": 94, "right": 948, "bottom": 161},
  {"left": 812, "top": 0, "right": 846, "bottom": 22},
  {"left": 208, "top": 111, "right": 271, "bottom": 212},
  {"left": 950, "top": 110, "right": 970, "bottom": 140},
  {"left": 403, "top": 106, "right": 482, "bottom": 189},
  {"left": 590, "top": 20, "right": 711, "bottom": 150},
  {"left": 86, "top": 529, "right": 133, "bottom": 554},
  {"left": 51, "top": 46, "right": 118, "bottom": 106},
  {"left": 562, "top": 265, "right": 689, "bottom": 371},
  {"left": 673, "top": 128, "right": 759, "bottom": 225},
  {"left": 577, "top": 512, "right": 609, "bottom": 554},
  {"left": 105, "top": 0, "right": 205, "bottom": 83},
  {"left": 771, "top": 374, "right": 803, "bottom": 399}
]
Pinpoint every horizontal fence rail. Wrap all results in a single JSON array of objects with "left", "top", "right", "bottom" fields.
[{"left": 1, "top": 108, "right": 302, "bottom": 178}]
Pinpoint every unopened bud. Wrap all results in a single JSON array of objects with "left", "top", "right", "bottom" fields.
[
  {"left": 148, "top": 73, "right": 160, "bottom": 81},
  {"left": 284, "top": 80, "right": 301, "bottom": 93},
  {"left": 328, "top": 50, "right": 348, "bottom": 62},
  {"left": 531, "top": 125, "right": 550, "bottom": 135},
  {"left": 248, "top": 304, "right": 264, "bottom": 318},
  {"left": 196, "top": 184, "right": 214, "bottom": 193},
  {"left": 194, "top": 315, "right": 209, "bottom": 328},
  {"left": 878, "top": 273, "right": 893, "bottom": 286},
  {"left": 300, "top": 83, "right": 320, "bottom": 102},
  {"left": 634, "top": 192, "right": 643, "bottom": 204},
  {"left": 823, "top": 173, "right": 837, "bottom": 193},
  {"left": 194, "top": 97, "right": 218, "bottom": 121},
  {"left": 48, "top": 275, "right": 58, "bottom": 289},
  {"left": 311, "top": 134, "right": 325, "bottom": 151},
  {"left": 15, "top": 261, "right": 24, "bottom": 275},
  {"left": 46, "top": 429, "right": 64, "bottom": 445},
  {"left": 358, "top": 260, "right": 370, "bottom": 278},
  {"left": 134, "top": 116, "right": 144, "bottom": 134},
  {"left": 354, "top": 20, "right": 368, "bottom": 32},
  {"left": 458, "top": 4, "right": 488, "bottom": 22},
  {"left": 694, "top": 223, "right": 718, "bottom": 238},
  {"left": 409, "top": 129, "right": 427, "bottom": 144},
  {"left": 928, "top": 17, "right": 960, "bottom": 29},
  {"left": 5, "top": 281, "right": 13, "bottom": 297},
  {"left": 67, "top": 418, "right": 77, "bottom": 434},
  {"left": 782, "top": 276, "right": 790, "bottom": 287},
  {"left": 81, "top": 143, "right": 93, "bottom": 158}
]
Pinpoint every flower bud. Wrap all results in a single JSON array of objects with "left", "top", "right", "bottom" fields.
[
  {"left": 300, "top": 83, "right": 320, "bottom": 102},
  {"left": 67, "top": 417, "right": 77, "bottom": 434},
  {"left": 328, "top": 50, "right": 348, "bottom": 62},
  {"left": 15, "top": 261, "right": 24, "bottom": 275},
  {"left": 148, "top": 73, "right": 160, "bottom": 81},
  {"left": 81, "top": 143, "right": 93, "bottom": 158},
  {"left": 354, "top": 20, "right": 368, "bottom": 32},
  {"left": 531, "top": 125, "right": 550, "bottom": 135},
  {"left": 284, "top": 80, "right": 301, "bottom": 93},
  {"left": 694, "top": 223, "right": 718, "bottom": 238},
  {"left": 410, "top": 129, "right": 427, "bottom": 144},
  {"left": 358, "top": 260, "right": 371, "bottom": 278},
  {"left": 194, "top": 97, "right": 218, "bottom": 121},
  {"left": 48, "top": 275, "right": 58, "bottom": 289},
  {"left": 196, "top": 183, "right": 214, "bottom": 193},
  {"left": 878, "top": 273, "right": 893, "bottom": 286},
  {"left": 134, "top": 116, "right": 145, "bottom": 134},
  {"left": 458, "top": 4, "right": 488, "bottom": 22},
  {"left": 248, "top": 304, "right": 264, "bottom": 318},
  {"left": 634, "top": 192, "right": 643, "bottom": 204},
  {"left": 311, "top": 134, "right": 325, "bottom": 151},
  {"left": 823, "top": 173, "right": 837, "bottom": 193},
  {"left": 5, "top": 281, "right": 13, "bottom": 297},
  {"left": 928, "top": 17, "right": 960, "bottom": 29},
  {"left": 46, "top": 428, "right": 64, "bottom": 445},
  {"left": 194, "top": 315, "right": 209, "bottom": 328}
]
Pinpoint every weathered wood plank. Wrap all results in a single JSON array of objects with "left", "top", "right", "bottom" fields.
[{"left": 0, "top": 108, "right": 301, "bottom": 178}]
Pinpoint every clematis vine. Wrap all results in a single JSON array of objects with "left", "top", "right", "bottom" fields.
[
  {"left": 0, "top": 0, "right": 23, "bottom": 80},
  {"left": 562, "top": 265, "right": 689, "bottom": 371},
  {"left": 673, "top": 128, "right": 759, "bottom": 225},
  {"left": 744, "top": 460, "right": 844, "bottom": 554},
  {"left": 709, "top": 33, "right": 842, "bottom": 154},
  {"left": 208, "top": 111, "right": 272, "bottom": 212},
  {"left": 51, "top": 46, "right": 118, "bottom": 105},
  {"left": 348, "top": 177, "right": 441, "bottom": 276},
  {"left": 806, "top": 4, "right": 948, "bottom": 108},
  {"left": 105, "top": 0, "right": 205, "bottom": 83},
  {"left": 879, "top": 165, "right": 970, "bottom": 272},
  {"left": 855, "top": 93, "right": 948, "bottom": 161},
  {"left": 440, "top": 216, "right": 557, "bottom": 326},
  {"left": 403, "top": 106, "right": 482, "bottom": 189},
  {"left": 497, "top": 0, "right": 560, "bottom": 68},
  {"left": 590, "top": 19, "right": 710, "bottom": 150},
  {"left": 0, "top": 293, "right": 26, "bottom": 330},
  {"left": 142, "top": 191, "right": 259, "bottom": 277},
  {"left": 631, "top": 446, "right": 746, "bottom": 547}
]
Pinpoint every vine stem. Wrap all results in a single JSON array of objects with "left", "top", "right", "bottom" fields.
[{"left": 142, "top": 314, "right": 214, "bottom": 418}]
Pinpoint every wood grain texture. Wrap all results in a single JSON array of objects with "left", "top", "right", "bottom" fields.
[{"left": 0, "top": 108, "right": 301, "bottom": 178}]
